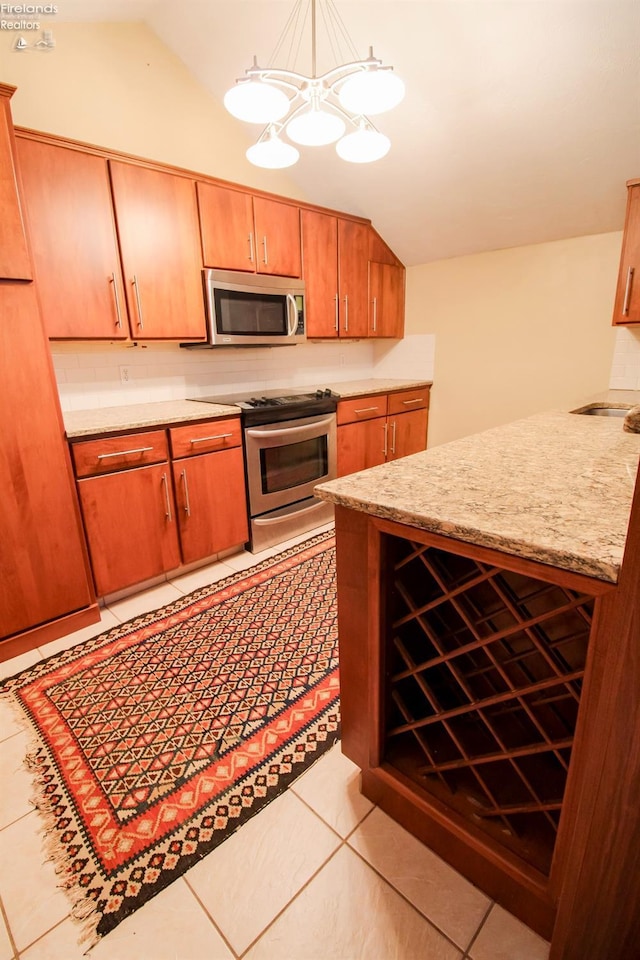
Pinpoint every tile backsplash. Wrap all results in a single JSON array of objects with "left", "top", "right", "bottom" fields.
[
  {"left": 610, "top": 326, "right": 640, "bottom": 390},
  {"left": 51, "top": 335, "right": 436, "bottom": 411}
]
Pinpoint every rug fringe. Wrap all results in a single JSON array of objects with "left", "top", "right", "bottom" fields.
[{"left": 3, "top": 688, "right": 103, "bottom": 952}]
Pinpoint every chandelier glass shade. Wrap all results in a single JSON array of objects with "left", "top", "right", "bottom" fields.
[{"left": 223, "top": 0, "right": 404, "bottom": 168}]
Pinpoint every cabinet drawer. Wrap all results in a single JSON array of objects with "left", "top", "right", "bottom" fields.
[
  {"left": 387, "top": 387, "right": 430, "bottom": 416},
  {"left": 169, "top": 418, "right": 242, "bottom": 458},
  {"left": 72, "top": 430, "right": 169, "bottom": 478},
  {"left": 337, "top": 395, "right": 388, "bottom": 425}
]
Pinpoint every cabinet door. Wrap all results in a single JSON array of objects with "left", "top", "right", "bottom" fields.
[
  {"left": 173, "top": 448, "right": 249, "bottom": 564},
  {"left": 16, "top": 138, "right": 128, "bottom": 339},
  {"left": 613, "top": 184, "right": 640, "bottom": 325},
  {"left": 369, "top": 261, "right": 405, "bottom": 338},
  {"left": 77, "top": 463, "right": 181, "bottom": 596},
  {"left": 110, "top": 160, "right": 206, "bottom": 340},
  {"left": 0, "top": 89, "right": 31, "bottom": 280},
  {"left": 301, "top": 209, "right": 338, "bottom": 338},
  {"left": 197, "top": 182, "right": 255, "bottom": 272},
  {"left": 338, "top": 219, "right": 369, "bottom": 337},
  {"left": 337, "top": 419, "right": 387, "bottom": 477},
  {"left": 253, "top": 196, "right": 301, "bottom": 277},
  {"left": 388, "top": 409, "right": 429, "bottom": 461},
  {"left": 0, "top": 283, "right": 94, "bottom": 640}
]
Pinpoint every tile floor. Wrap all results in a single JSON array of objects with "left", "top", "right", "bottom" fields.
[{"left": 0, "top": 525, "right": 551, "bottom": 960}]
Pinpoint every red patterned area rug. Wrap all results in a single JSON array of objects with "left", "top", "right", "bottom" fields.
[{"left": 2, "top": 531, "right": 339, "bottom": 946}]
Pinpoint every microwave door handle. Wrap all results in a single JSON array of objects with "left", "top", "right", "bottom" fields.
[{"left": 286, "top": 294, "right": 298, "bottom": 337}]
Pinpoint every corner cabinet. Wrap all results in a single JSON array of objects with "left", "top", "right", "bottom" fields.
[
  {"left": 109, "top": 160, "right": 206, "bottom": 340},
  {"left": 612, "top": 180, "right": 640, "bottom": 325},
  {"left": 0, "top": 86, "right": 98, "bottom": 660},
  {"left": 197, "top": 181, "right": 301, "bottom": 278}
]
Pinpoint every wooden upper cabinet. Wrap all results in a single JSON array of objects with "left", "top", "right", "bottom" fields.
[
  {"left": 109, "top": 160, "right": 206, "bottom": 340},
  {"left": 613, "top": 182, "right": 640, "bottom": 325},
  {"left": 16, "top": 138, "right": 128, "bottom": 339},
  {"left": 0, "top": 87, "right": 31, "bottom": 280},
  {"left": 369, "top": 227, "right": 399, "bottom": 266},
  {"left": 301, "top": 209, "right": 339, "bottom": 338},
  {"left": 198, "top": 182, "right": 301, "bottom": 278},
  {"left": 369, "top": 260, "right": 405, "bottom": 338},
  {"left": 338, "top": 218, "right": 369, "bottom": 338}
]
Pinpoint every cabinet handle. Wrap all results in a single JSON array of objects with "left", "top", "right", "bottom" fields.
[
  {"left": 390, "top": 420, "right": 397, "bottom": 455},
  {"left": 354, "top": 406, "right": 380, "bottom": 415},
  {"left": 190, "top": 433, "right": 233, "bottom": 444},
  {"left": 109, "top": 273, "right": 123, "bottom": 328},
  {"left": 372, "top": 296, "right": 377, "bottom": 333},
  {"left": 402, "top": 398, "right": 425, "bottom": 405},
  {"left": 161, "top": 472, "right": 172, "bottom": 522},
  {"left": 334, "top": 293, "right": 339, "bottom": 333},
  {"left": 344, "top": 294, "right": 349, "bottom": 332},
  {"left": 248, "top": 232, "right": 255, "bottom": 263},
  {"left": 97, "top": 445, "right": 154, "bottom": 460},
  {"left": 383, "top": 421, "right": 388, "bottom": 457},
  {"left": 623, "top": 266, "right": 635, "bottom": 315},
  {"left": 132, "top": 274, "right": 144, "bottom": 330},
  {"left": 181, "top": 469, "right": 191, "bottom": 517},
  {"left": 262, "top": 235, "right": 268, "bottom": 265}
]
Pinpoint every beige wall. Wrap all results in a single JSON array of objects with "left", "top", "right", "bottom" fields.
[
  {"left": 407, "top": 232, "right": 622, "bottom": 447},
  {"left": 0, "top": 21, "right": 306, "bottom": 199}
]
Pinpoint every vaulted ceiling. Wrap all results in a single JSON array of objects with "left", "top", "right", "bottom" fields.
[{"left": 58, "top": 1, "right": 640, "bottom": 266}]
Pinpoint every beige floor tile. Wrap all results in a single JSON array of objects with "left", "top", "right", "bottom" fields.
[
  {"left": 291, "top": 743, "right": 374, "bottom": 837},
  {"left": 169, "top": 559, "right": 236, "bottom": 594},
  {"left": 105, "top": 582, "right": 183, "bottom": 623},
  {"left": 244, "top": 845, "right": 462, "bottom": 960},
  {"left": 186, "top": 789, "right": 340, "bottom": 955},
  {"left": 0, "top": 696, "right": 25, "bottom": 744},
  {"left": 0, "top": 910, "right": 13, "bottom": 960},
  {"left": 22, "top": 879, "right": 234, "bottom": 960},
  {"left": 348, "top": 807, "right": 490, "bottom": 950},
  {"left": 37, "top": 608, "right": 121, "bottom": 658},
  {"left": 469, "top": 904, "right": 550, "bottom": 960},
  {"left": 0, "top": 649, "right": 41, "bottom": 682},
  {"left": 0, "top": 813, "right": 69, "bottom": 952},
  {"left": 0, "top": 731, "right": 35, "bottom": 829}
]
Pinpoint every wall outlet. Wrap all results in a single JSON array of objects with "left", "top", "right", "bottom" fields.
[{"left": 119, "top": 366, "right": 131, "bottom": 384}]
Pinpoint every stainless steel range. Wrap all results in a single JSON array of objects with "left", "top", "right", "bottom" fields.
[{"left": 193, "top": 388, "right": 337, "bottom": 552}]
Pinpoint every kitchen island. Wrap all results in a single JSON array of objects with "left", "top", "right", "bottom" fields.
[{"left": 315, "top": 404, "right": 640, "bottom": 960}]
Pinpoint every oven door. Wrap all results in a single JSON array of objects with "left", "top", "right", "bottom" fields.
[{"left": 244, "top": 413, "right": 336, "bottom": 518}]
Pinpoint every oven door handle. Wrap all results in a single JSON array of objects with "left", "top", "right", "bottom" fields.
[
  {"left": 246, "top": 415, "right": 335, "bottom": 443},
  {"left": 286, "top": 294, "right": 298, "bottom": 337}
]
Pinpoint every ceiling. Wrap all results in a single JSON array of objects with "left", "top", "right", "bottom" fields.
[{"left": 57, "top": 1, "right": 640, "bottom": 266}]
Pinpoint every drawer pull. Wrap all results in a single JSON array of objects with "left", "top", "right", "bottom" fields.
[
  {"left": 181, "top": 469, "right": 191, "bottom": 517},
  {"left": 354, "top": 406, "right": 380, "bottom": 415},
  {"left": 190, "top": 433, "right": 234, "bottom": 444},
  {"left": 97, "top": 445, "right": 154, "bottom": 460},
  {"left": 402, "top": 398, "right": 425, "bottom": 405}
]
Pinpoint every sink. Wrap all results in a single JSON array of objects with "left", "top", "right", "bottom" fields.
[{"left": 571, "top": 405, "right": 629, "bottom": 417}]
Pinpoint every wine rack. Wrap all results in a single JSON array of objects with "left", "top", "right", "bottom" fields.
[{"left": 383, "top": 535, "right": 595, "bottom": 875}]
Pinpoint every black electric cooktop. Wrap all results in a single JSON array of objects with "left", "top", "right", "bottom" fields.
[{"left": 191, "top": 388, "right": 338, "bottom": 425}]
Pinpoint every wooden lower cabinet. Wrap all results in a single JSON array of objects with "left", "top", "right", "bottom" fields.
[
  {"left": 77, "top": 463, "right": 181, "bottom": 596},
  {"left": 173, "top": 447, "right": 249, "bottom": 564},
  {"left": 337, "top": 387, "right": 430, "bottom": 476}
]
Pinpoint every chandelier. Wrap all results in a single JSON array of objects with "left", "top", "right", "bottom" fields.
[{"left": 223, "top": 0, "right": 405, "bottom": 169}]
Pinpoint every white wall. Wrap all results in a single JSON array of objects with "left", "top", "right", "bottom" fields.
[{"left": 406, "top": 232, "right": 622, "bottom": 447}]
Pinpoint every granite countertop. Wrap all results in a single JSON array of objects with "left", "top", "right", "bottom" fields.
[
  {"left": 64, "top": 400, "right": 241, "bottom": 439},
  {"left": 63, "top": 379, "right": 433, "bottom": 438},
  {"left": 315, "top": 405, "right": 640, "bottom": 584}
]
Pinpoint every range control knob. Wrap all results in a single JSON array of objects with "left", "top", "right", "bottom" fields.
[
  {"left": 323, "top": 388, "right": 332, "bottom": 397},
  {"left": 315, "top": 389, "right": 324, "bottom": 399}
]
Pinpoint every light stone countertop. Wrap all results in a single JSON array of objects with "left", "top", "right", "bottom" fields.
[
  {"left": 64, "top": 400, "right": 241, "bottom": 439},
  {"left": 315, "top": 406, "right": 640, "bottom": 583},
  {"left": 63, "top": 380, "right": 432, "bottom": 438}
]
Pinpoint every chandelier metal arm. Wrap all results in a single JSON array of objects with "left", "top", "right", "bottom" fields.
[{"left": 242, "top": 56, "right": 385, "bottom": 92}]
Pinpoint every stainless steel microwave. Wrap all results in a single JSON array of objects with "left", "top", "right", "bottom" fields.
[{"left": 201, "top": 269, "right": 306, "bottom": 347}]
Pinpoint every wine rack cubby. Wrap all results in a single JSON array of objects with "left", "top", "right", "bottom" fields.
[{"left": 382, "top": 535, "right": 595, "bottom": 876}]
